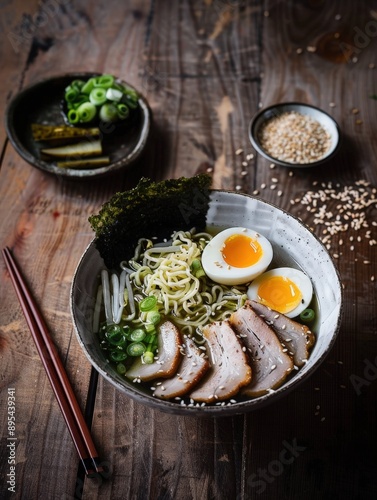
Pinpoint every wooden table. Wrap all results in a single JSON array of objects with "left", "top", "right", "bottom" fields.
[{"left": 1, "top": 1, "right": 377, "bottom": 498}]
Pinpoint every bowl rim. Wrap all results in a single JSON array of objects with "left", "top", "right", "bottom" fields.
[
  {"left": 5, "top": 72, "right": 151, "bottom": 179},
  {"left": 70, "top": 189, "right": 344, "bottom": 416},
  {"left": 248, "top": 101, "right": 341, "bottom": 168}
]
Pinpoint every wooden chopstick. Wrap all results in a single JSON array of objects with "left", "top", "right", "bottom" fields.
[{"left": 2, "top": 246, "right": 103, "bottom": 477}]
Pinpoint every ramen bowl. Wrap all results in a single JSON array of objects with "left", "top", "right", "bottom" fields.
[{"left": 70, "top": 190, "right": 343, "bottom": 416}]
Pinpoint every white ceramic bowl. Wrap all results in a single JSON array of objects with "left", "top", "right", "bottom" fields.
[
  {"left": 71, "top": 191, "right": 343, "bottom": 416},
  {"left": 249, "top": 102, "right": 340, "bottom": 167}
]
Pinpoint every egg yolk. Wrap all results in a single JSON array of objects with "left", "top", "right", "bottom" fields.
[
  {"left": 257, "top": 275, "right": 303, "bottom": 314},
  {"left": 221, "top": 234, "right": 263, "bottom": 268}
]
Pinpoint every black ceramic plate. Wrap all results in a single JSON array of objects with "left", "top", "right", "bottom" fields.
[{"left": 5, "top": 73, "right": 151, "bottom": 178}]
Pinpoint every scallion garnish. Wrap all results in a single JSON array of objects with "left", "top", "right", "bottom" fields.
[
  {"left": 77, "top": 102, "right": 97, "bottom": 123},
  {"left": 142, "top": 351, "right": 154, "bottom": 364},
  {"left": 146, "top": 310, "right": 161, "bottom": 325},
  {"left": 299, "top": 308, "right": 315, "bottom": 323},
  {"left": 127, "top": 342, "right": 146, "bottom": 357},
  {"left": 117, "top": 103, "right": 129, "bottom": 120},
  {"left": 63, "top": 74, "right": 140, "bottom": 125},
  {"left": 99, "top": 102, "right": 118, "bottom": 123},
  {"left": 89, "top": 88, "right": 107, "bottom": 106},
  {"left": 139, "top": 296, "right": 157, "bottom": 312},
  {"left": 95, "top": 74, "right": 114, "bottom": 89}
]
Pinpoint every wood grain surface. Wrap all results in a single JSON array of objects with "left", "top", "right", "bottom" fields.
[{"left": 1, "top": 1, "right": 377, "bottom": 499}]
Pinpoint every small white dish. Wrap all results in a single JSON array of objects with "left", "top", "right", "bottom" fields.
[{"left": 249, "top": 102, "right": 340, "bottom": 168}]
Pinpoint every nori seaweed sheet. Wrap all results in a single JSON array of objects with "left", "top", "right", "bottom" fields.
[{"left": 89, "top": 174, "right": 212, "bottom": 269}]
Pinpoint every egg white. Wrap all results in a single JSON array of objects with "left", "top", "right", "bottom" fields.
[
  {"left": 201, "top": 227, "right": 273, "bottom": 285},
  {"left": 247, "top": 267, "right": 313, "bottom": 318}
]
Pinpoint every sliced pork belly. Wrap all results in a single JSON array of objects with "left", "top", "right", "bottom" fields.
[
  {"left": 250, "top": 300, "right": 315, "bottom": 367},
  {"left": 189, "top": 320, "right": 252, "bottom": 403},
  {"left": 229, "top": 302, "right": 293, "bottom": 397},
  {"left": 153, "top": 336, "right": 210, "bottom": 399},
  {"left": 126, "top": 321, "right": 182, "bottom": 382}
]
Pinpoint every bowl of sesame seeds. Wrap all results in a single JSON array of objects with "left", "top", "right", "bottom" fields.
[{"left": 249, "top": 102, "right": 340, "bottom": 167}]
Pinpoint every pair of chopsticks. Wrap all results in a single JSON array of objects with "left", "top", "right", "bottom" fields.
[{"left": 2, "top": 247, "right": 102, "bottom": 477}]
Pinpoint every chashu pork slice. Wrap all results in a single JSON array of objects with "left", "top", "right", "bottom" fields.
[
  {"left": 189, "top": 320, "right": 252, "bottom": 403},
  {"left": 229, "top": 302, "right": 294, "bottom": 397},
  {"left": 126, "top": 321, "right": 182, "bottom": 382},
  {"left": 250, "top": 300, "right": 315, "bottom": 367},
  {"left": 153, "top": 336, "right": 210, "bottom": 399}
]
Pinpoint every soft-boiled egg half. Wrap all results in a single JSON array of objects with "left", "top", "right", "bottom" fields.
[
  {"left": 247, "top": 267, "right": 313, "bottom": 318},
  {"left": 201, "top": 227, "right": 273, "bottom": 285}
]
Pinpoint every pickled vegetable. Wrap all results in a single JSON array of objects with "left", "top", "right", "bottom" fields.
[{"left": 41, "top": 140, "right": 103, "bottom": 158}]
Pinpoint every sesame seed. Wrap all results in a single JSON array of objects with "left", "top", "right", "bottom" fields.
[
  {"left": 257, "top": 111, "right": 330, "bottom": 164},
  {"left": 235, "top": 148, "right": 243, "bottom": 155}
]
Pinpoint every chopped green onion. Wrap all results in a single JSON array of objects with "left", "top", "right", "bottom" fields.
[
  {"left": 81, "top": 77, "right": 96, "bottom": 95},
  {"left": 127, "top": 342, "right": 146, "bottom": 357},
  {"left": 139, "top": 296, "right": 157, "bottom": 312},
  {"left": 67, "top": 109, "right": 80, "bottom": 124},
  {"left": 144, "top": 323, "right": 156, "bottom": 334},
  {"left": 112, "top": 82, "right": 126, "bottom": 92},
  {"left": 142, "top": 351, "right": 154, "bottom": 364},
  {"left": 70, "top": 79, "right": 85, "bottom": 91},
  {"left": 116, "top": 362, "right": 126, "bottom": 375},
  {"left": 71, "top": 94, "right": 89, "bottom": 109},
  {"left": 146, "top": 310, "right": 161, "bottom": 325},
  {"left": 89, "top": 87, "right": 107, "bottom": 106},
  {"left": 117, "top": 103, "right": 129, "bottom": 120},
  {"left": 122, "top": 85, "right": 138, "bottom": 99},
  {"left": 99, "top": 103, "right": 118, "bottom": 122},
  {"left": 106, "top": 88, "right": 123, "bottom": 102},
  {"left": 77, "top": 102, "right": 97, "bottom": 123},
  {"left": 191, "top": 258, "right": 206, "bottom": 278},
  {"left": 106, "top": 325, "right": 127, "bottom": 346},
  {"left": 65, "top": 87, "right": 79, "bottom": 103},
  {"left": 130, "top": 328, "right": 146, "bottom": 342},
  {"left": 124, "top": 94, "right": 138, "bottom": 109},
  {"left": 64, "top": 75, "right": 140, "bottom": 125},
  {"left": 122, "top": 324, "right": 132, "bottom": 336},
  {"left": 110, "top": 350, "right": 127, "bottom": 362},
  {"left": 299, "top": 308, "right": 315, "bottom": 323},
  {"left": 144, "top": 333, "right": 155, "bottom": 344},
  {"left": 94, "top": 74, "right": 114, "bottom": 89}
]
